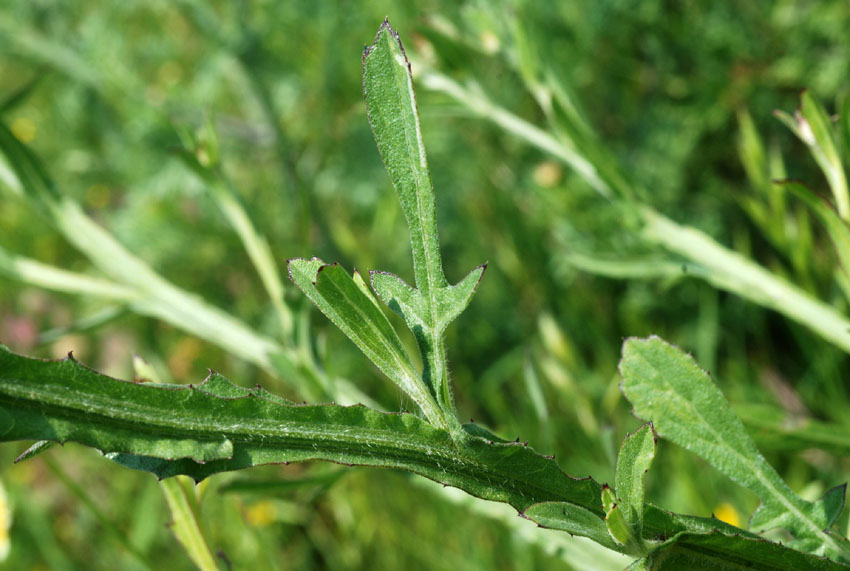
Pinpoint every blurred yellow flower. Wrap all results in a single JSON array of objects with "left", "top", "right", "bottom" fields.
[
  {"left": 0, "top": 478, "right": 11, "bottom": 561},
  {"left": 714, "top": 502, "right": 741, "bottom": 528}
]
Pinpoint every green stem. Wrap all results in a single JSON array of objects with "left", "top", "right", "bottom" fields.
[
  {"left": 160, "top": 477, "right": 220, "bottom": 571},
  {"left": 640, "top": 208, "right": 850, "bottom": 353}
]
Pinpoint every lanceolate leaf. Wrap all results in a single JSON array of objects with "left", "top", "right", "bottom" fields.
[
  {"left": 614, "top": 423, "right": 656, "bottom": 541},
  {"left": 0, "top": 346, "right": 601, "bottom": 513},
  {"left": 363, "top": 19, "right": 445, "bottom": 297},
  {"left": 287, "top": 257, "right": 446, "bottom": 429},
  {"left": 362, "top": 20, "right": 486, "bottom": 424},
  {"left": 619, "top": 336, "right": 850, "bottom": 562}
]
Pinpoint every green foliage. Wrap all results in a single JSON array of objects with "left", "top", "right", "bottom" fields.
[
  {"left": 2, "top": 2, "right": 850, "bottom": 570},
  {"left": 612, "top": 423, "right": 656, "bottom": 552},
  {"left": 361, "top": 21, "right": 486, "bottom": 429},
  {"left": 620, "top": 336, "right": 849, "bottom": 561}
]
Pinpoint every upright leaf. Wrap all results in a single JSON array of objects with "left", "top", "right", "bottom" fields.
[
  {"left": 363, "top": 19, "right": 445, "bottom": 297},
  {"left": 287, "top": 257, "right": 446, "bottom": 429},
  {"left": 614, "top": 423, "right": 656, "bottom": 543},
  {"left": 362, "top": 20, "right": 486, "bottom": 425},
  {"left": 783, "top": 180, "right": 850, "bottom": 299},
  {"left": 619, "top": 336, "right": 850, "bottom": 562},
  {"left": 776, "top": 91, "right": 850, "bottom": 221}
]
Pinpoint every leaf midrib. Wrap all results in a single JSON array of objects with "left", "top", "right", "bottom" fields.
[
  {"left": 0, "top": 377, "right": 599, "bottom": 510},
  {"left": 633, "top": 351, "right": 839, "bottom": 551}
]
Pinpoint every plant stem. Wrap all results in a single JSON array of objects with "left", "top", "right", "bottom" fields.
[
  {"left": 640, "top": 208, "right": 850, "bottom": 353},
  {"left": 160, "top": 477, "right": 220, "bottom": 571}
]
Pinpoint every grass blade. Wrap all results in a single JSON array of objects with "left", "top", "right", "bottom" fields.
[{"left": 159, "top": 477, "right": 220, "bottom": 571}]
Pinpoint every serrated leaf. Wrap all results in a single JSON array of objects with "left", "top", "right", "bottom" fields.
[
  {"left": 619, "top": 336, "right": 850, "bottom": 561},
  {"left": 0, "top": 346, "right": 602, "bottom": 516},
  {"left": 615, "top": 423, "right": 656, "bottom": 540},
  {"left": 363, "top": 19, "right": 445, "bottom": 297},
  {"left": 643, "top": 531, "right": 850, "bottom": 570},
  {"left": 287, "top": 257, "right": 445, "bottom": 429},
  {"left": 522, "top": 501, "right": 619, "bottom": 552}
]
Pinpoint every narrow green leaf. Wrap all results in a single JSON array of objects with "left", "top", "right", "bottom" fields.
[
  {"left": 736, "top": 403, "right": 850, "bottom": 455},
  {"left": 783, "top": 180, "right": 850, "bottom": 297},
  {"left": 778, "top": 92, "right": 850, "bottom": 220},
  {"left": 160, "top": 476, "right": 220, "bottom": 571},
  {"left": 0, "top": 346, "right": 602, "bottom": 517},
  {"left": 14, "top": 439, "right": 54, "bottom": 463},
  {"left": 737, "top": 108, "right": 769, "bottom": 190},
  {"left": 287, "top": 257, "right": 445, "bottom": 429},
  {"left": 176, "top": 140, "right": 294, "bottom": 340},
  {"left": 603, "top": 484, "right": 643, "bottom": 554},
  {"left": 615, "top": 423, "right": 656, "bottom": 540},
  {"left": 523, "top": 501, "right": 619, "bottom": 552},
  {"left": 619, "top": 336, "right": 850, "bottom": 561},
  {"left": 363, "top": 19, "right": 445, "bottom": 297},
  {"left": 0, "top": 72, "right": 44, "bottom": 114}
]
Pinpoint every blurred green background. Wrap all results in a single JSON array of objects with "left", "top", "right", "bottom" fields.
[{"left": 2, "top": 1, "right": 850, "bottom": 569}]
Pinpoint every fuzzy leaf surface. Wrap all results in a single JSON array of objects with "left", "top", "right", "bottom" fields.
[
  {"left": 643, "top": 531, "right": 849, "bottom": 570},
  {"left": 0, "top": 346, "right": 603, "bottom": 513},
  {"left": 287, "top": 257, "right": 444, "bottom": 428},
  {"left": 362, "top": 19, "right": 445, "bottom": 296},
  {"left": 619, "top": 336, "right": 850, "bottom": 561},
  {"left": 362, "top": 21, "right": 485, "bottom": 423},
  {"left": 615, "top": 423, "right": 656, "bottom": 540}
]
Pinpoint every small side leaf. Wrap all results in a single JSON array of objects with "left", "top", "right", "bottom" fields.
[
  {"left": 287, "top": 258, "right": 445, "bottom": 428},
  {"left": 14, "top": 439, "right": 54, "bottom": 463},
  {"left": 615, "top": 423, "right": 656, "bottom": 540},
  {"left": 523, "top": 501, "right": 619, "bottom": 552},
  {"left": 435, "top": 264, "right": 487, "bottom": 330},
  {"left": 603, "top": 485, "right": 643, "bottom": 555},
  {"left": 370, "top": 270, "right": 426, "bottom": 329}
]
